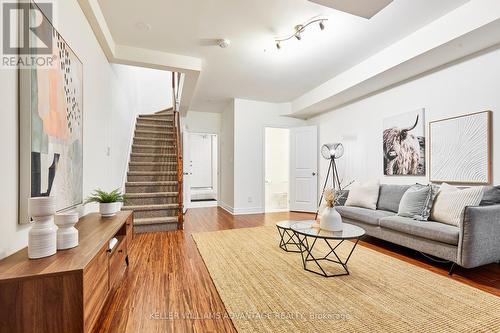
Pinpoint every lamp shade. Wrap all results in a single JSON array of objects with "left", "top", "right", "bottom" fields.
[{"left": 321, "top": 143, "right": 344, "bottom": 160}]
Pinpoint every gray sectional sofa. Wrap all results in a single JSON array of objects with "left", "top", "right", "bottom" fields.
[{"left": 336, "top": 184, "right": 500, "bottom": 270}]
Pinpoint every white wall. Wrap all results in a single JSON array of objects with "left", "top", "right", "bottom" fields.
[
  {"left": 309, "top": 48, "right": 500, "bottom": 188},
  {"left": 0, "top": 0, "right": 169, "bottom": 259},
  {"left": 232, "top": 99, "right": 305, "bottom": 214},
  {"left": 219, "top": 102, "right": 235, "bottom": 210},
  {"left": 184, "top": 111, "right": 222, "bottom": 134},
  {"left": 126, "top": 65, "right": 172, "bottom": 115}
]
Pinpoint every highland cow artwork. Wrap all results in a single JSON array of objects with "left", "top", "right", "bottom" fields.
[
  {"left": 19, "top": 2, "right": 83, "bottom": 224},
  {"left": 383, "top": 109, "right": 425, "bottom": 176}
]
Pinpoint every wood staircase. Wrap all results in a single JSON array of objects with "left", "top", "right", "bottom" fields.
[{"left": 123, "top": 108, "right": 183, "bottom": 232}]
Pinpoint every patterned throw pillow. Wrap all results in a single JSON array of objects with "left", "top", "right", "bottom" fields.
[
  {"left": 430, "top": 183, "right": 484, "bottom": 226},
  {"left": 397, "top": 184, "right": 438, "bottom": 221}
]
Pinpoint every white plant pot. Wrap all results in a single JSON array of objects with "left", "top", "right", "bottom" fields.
[
  {"left": 99, "top": 202, "right": 121, "bottom": 217},
  {"left": 55, "top": 212, "right": 79, "bottom": 250},
  {"left": 320, "top": 207, "right": 343, "bottom": 231}
]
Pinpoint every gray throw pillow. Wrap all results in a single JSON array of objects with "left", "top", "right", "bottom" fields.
[
  {"left": 377, "top": 184, "right": 411, "bottom": 213},
  {"left": 480, "top": 186, "right": 500, "bottom": 206},
  {"left": 397, "top": 184, "right": 438, "bottom": 221}
]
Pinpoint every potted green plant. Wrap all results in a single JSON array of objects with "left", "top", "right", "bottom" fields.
[{"left": 85, "top": 188, "right": 125, "bottom": 217}]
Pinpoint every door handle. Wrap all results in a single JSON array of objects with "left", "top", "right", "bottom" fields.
[
  {"left": 183, "top": 172, "right": 189, "bottom": 175},
  {"left": 312, "top": 172, "right": 316, "bottom": 176}
]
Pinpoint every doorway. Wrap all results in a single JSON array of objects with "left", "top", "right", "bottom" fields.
[
  {"left": 189, "top": 133, "right": 218, "bottom": 208},
  {"left": 264, "top": 127, "right": 290, "bottom": 213}
]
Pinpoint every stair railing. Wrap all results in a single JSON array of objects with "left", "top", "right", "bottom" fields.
[{"left": 172, "top": 72, "right": 184, "bottom": 229}]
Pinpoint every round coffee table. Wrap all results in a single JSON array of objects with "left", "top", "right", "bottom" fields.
[
  {"left": 291, "top": 221, "right": 365, "bottom": 277},
  {"left": 276, "top": 220, "right": 314, "bottom": 253}
]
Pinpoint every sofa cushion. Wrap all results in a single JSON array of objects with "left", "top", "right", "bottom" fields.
[
  {"left": 379, "top": 216, "right": 459, "bottom": 245},
  {"left": 377, "top": 184, "right": 410, "bottom": 213},
  {"left": 336, "top": 206, "right": 395, "bottom": 226}
]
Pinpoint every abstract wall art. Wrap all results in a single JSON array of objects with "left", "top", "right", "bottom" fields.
[
  {"left": 19, "top": 1, "right": 83, "bottom": 224},
  {"left": 383, "top": 108, "right": 426, "bottom": 176},
  {"left": 430, "top": 111, "right": 491, "bottom": 184}
]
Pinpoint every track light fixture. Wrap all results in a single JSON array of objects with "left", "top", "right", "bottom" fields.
[{"left": 275, "top": 18, "right": 328, "bottom": 50}]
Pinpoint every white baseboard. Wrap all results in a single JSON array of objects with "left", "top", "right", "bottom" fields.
[
  {"left": 218, "top": 203, "right": 268, "bottom": 215},
  {"left": 190, "top": 200, "right": 218, "bottom": 208},
  {"left": 218, "top": 202, "right": 235, "bottom": 214},
  {"left": 232, "top": 206, "right": 264, "bottom": 215},
  {"left": 264, "top": 208, "right": 290, "bottom": 213}
]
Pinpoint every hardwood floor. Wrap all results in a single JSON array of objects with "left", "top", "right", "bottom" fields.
[{"left": 94, "top": 207, "right": 500, "bottom": 333}]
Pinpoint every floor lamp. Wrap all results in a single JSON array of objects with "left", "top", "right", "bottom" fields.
[{"left": 315, "top": 143, "right": 344, "bottom": 220}]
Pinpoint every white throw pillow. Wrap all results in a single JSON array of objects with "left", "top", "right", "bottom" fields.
[
  {"left": 345, "top": 180, "right": 380, "bottom": 210},
  {"left": 430, "top": 183, "right": 484, "bottom": 226}
]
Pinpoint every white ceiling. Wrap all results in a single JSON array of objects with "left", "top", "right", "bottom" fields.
[{"left": 97, "top": 0, "right": 468, "bottom": 113}]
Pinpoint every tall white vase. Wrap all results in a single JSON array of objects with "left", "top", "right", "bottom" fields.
[
  {"left": 320, "top": 207, "right": 343, "bottom": 231},
  {"left": 28, "top": 197, "right": 57, "bottom": 259},
  {"left": 55, "top": 212, "right": 79, "bottom": 250}
]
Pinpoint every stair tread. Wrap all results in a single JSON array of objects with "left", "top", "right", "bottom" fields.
[
  {"left": 137, "top": 118, "right": 172, "bottom": 122},
  {"left": 139, "top": 113, "right": 173, "bottom": 117},
  {"left": 129, "top": 162, "right": 177, "bottom": 165},
  {"left": 132, "top": 144, "right": 175, "bottom": 148},
  {"left": 123, "top": 203, "right": 178, "bottom": 210},
  {"left": 134, "top": 137, "right": 174, "bottom": 141},
  {"left": 126, "top": 181, "right": 178, "bottom": 185},
  {"left": 134, "top": 216, "right": 178, "bottom": 226},
  {"left": 136, "top": 124, "right": 173, "bottom": 128},
  {"left": 128, "top": 171, "right": 177, "bottom": 175},
  {"left": 135, "top": 129, "right": 174, "bottom": 134},
  {"left": 125, "top": 192, "right": 178, "bottom": 197},
  {"left": 131, "top": 153, "right": 176, "bottom": 156}
]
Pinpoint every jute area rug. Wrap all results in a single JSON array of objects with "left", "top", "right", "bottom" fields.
[{"left": 192, "top": 226, "right": 500, "bottom": 333}]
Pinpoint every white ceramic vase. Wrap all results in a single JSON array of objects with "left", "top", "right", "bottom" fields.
[
  {"left": 55, "top": 212, "right": 79, "bottom": 250},
  {"left": 100, "top": 202, "right": 121, "bottom": 217},
  {"left": 320, "top": 207, "right": 343, "bottom": 231},
  {"left": 28, "top": 197, "right": 57, "bottom": 259}
]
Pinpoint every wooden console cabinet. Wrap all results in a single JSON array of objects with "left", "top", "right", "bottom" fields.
[{"left": 0, "top": 211, "right": 133, "bottom": 333}]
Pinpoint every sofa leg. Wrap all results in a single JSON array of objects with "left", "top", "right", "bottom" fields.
[{"left": 448, "top": 262, "right": 456, "bottom": 276}]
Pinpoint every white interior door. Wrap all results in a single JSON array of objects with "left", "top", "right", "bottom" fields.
[
  {"left": 182, "top": 130, "right": 191, "bottom": 213},
  {"left": 290, "top": 126, "right": 318, "bottom": 212}
]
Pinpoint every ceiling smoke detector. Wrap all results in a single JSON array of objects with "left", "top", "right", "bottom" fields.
[{"left": 217, "top": 39, "right": 231, "bottom": 48}]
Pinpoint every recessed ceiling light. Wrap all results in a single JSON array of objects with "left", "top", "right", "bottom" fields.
[{"left": 135, "top": 22, "right": 152, "bottom": 31}]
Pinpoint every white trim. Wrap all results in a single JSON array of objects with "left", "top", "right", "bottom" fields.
[
  {"left": 190, "top": 200, "right": 218, "bottom": 208},
  {"left": 232, "top": 206, "right": 265, "bottom": 215},
  {"left": 265, "top": 208, "right": 290, "bottom": 213},
  {"left": 218, "top": 201, "right": 234, "bottom": 214},
  {"left": 121, "top": 116, "right": 137, "bottom": 193}
]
